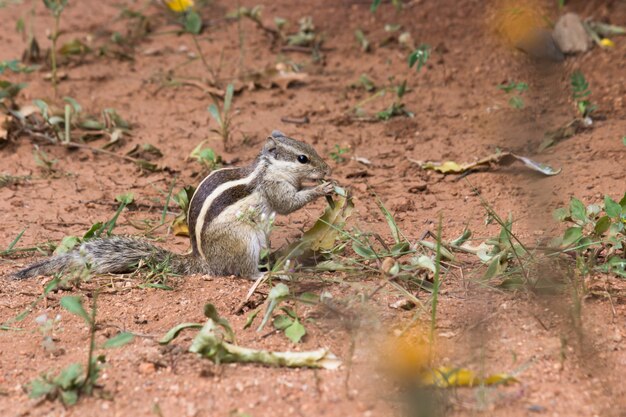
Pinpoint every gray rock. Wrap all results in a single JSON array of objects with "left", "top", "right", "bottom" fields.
[{"left": 553, "top": 13, "right": 592, "bottom": 53}]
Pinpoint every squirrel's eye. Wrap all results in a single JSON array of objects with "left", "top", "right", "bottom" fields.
[{"left": 297, "top": 155, "right": 309, "bottom": 164}]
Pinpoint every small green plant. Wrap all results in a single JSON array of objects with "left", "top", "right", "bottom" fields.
[
  {"left": 255, "top": 283, "right": 307, "bottom": 343},
  {"left": 33, "top": 145, "right": 58, "bottom": 175},
  {"left": 408, "top": 44, "right": 430, "bottom": 72},
  {"left": 135, "top": 254, "right": 177, "bottom": 290},
  {"left": 570, "top": 70, "right": 596, "bottom": 118},
  {"left": 370, "top": 0, "right": 402, "bottom": 13},
  {"left": 29, "top": 294, "right": 134, "bottom": 406},
  {"left": 376, "top": 79, "right": 413, "bottom": 120},
  {"left": 42, "top": 0, "right": 68, "bottom": 96},
  {"left": 552, "top": 194, "right": 626, "bottom": 277},
  {"left": 171, "top": 185, "right": 195, "bottom": 236},
  {"left": 622, "top": 136, "right": 626, "bottom": 146},
  {"left": 329, "top": 144, "right": 349, "bottom": 163},
  {"left": 498, "top": 81, "right": 528, "bottom": 109},
  {"left": 0, "top": 59, "right": 35, "bottom": 105},
  {"left": 287, "top": 16, "right": 316, "bottom": 47},
  {"left": 189, "top": 141, "right": 222, "bottom": 172},
  {"left": 208, "top": 83, "right": 234, "bottom": 147},
  {"left": 355, "top": 29, "right": 370, "bottom": 52},
  {"left": 352, "top": 74, "right": 376, "bottom": 92}
]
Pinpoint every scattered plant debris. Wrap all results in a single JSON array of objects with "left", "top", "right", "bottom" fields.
[
  {"left": 414, "top": 151, "right": 561, "bottom": 176},
  {"left": 161, "top": 303, "right": 340, "bottom": 368}
]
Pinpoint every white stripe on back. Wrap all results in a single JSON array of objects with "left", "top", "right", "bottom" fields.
[{"left": 195, "top": 163, "right": 265, "bottom": 260}]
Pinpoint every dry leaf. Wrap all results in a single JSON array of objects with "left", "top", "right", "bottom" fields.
[
  {"left": 273, "top": 187, "right": 353, "bottom": 263},
  {"left": 239, "top": 64, "right": 309, "bottom": 91},
  {"left": 415, "top": 151, "right": 561, "bottom": 176},
  {"left": 0, "top": 113, "right": 8, "bottom": 142}
]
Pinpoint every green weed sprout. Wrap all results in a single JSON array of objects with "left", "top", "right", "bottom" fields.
[
  {"left": 570, "top": 70, "right": 596, "bottom": 118},
  {"left": 42, "top": 0, "right": 68, "bottom": 96},
  {"left": 208, "top": 83, "right": 234, "bottom": 147}
]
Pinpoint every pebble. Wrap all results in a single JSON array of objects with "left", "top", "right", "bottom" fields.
[
  {"left": 138, "top": 362, "right": 156, "bottom": 375},
  {"left": 553, "top": 13, "right": 591, "bottom": 54}
]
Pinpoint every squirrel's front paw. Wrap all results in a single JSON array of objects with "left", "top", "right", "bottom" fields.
[{"left": 315, "top": 181, "right": 334, "bottom": 195}]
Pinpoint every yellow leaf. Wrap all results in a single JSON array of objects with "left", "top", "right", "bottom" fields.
[
  {"left": 420, "top": 367, "right": 518, "bottom": 388},
  {"left": 600, "top": 38, "right": 615, "bottom": 48},
  {"left": 164, "top": 0, "right": 194, "bottom": 12},
  {"left": 421, "top": 161, "right": 465, "bottom": 173},
  {"left": 172, "top": 217, "right": 189, "bottom": 236}
]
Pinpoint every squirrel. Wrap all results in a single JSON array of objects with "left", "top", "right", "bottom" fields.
[{"left": 11, "top": 130, "right": 333, "bottom": 280}]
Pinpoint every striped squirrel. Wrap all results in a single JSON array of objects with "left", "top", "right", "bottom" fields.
[{"left": 11, "top": 130, "right": 332, "bottom": 280}]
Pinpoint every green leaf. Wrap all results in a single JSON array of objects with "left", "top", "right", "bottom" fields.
[
  {"left": 269, "top": 283, "right": 289, "bottom": 300},
  {"left": 63, "top": 96, "right": 82, "bottom": 113},
  {"left": 102, "top": 332, "right": 134, "bottom": 349},
  {"left": 6, "top": 228, "right": 26, "bottom": 251},
  {"left": 28, "top": 378, "right": 56, "bottom": 399},
  {"left": 562, "top": 226, "right": 583, "bottom": 246},
  {"left": 297, "top": 292, "right": 319, "bottom": 304},
  {"left": 60, "top": 389, "right": 79, "bottom": 406},
  {"left": 272, "top": 314, "right": 293, "bottom": 330},
  {"left": 184, "top": 10, "right": 202, "bottom": 34},
  {"left": 389, "top": 241, "right": 410, "bottom": 256},
  {"left": 552, "top": 207, "right": 570, "bottom": 222},
  {"left": 82, "top": 222, "right": 104, "bottom": 240},
  {"left": 594, "top": 216, "right": 611, "bottom": 235},
  {"left": 370, "top": 0, "right": 381, "bottom": 13},
  {"left": 508, "top": 96, "right": 524, "bottom": 109},
  {"left": 223, "top": 83, "right": 234, "bottom": 114},
  {"left": 203, "top": 303, "right": 235, "bottom": 342},
  {"left": 33, "top": 99, "right": 49, "bottom": 120},
  {"left": 284, "top": 319, "right": 306, "bottom": 343},
  {"left": 207, "top": 104, "right": 221, "bottom": 125},
  {"left": 408, "top": 44, "right": 430, "bottom": 72},
  {"left": 352, "top": 242, "right": 377, "bottom": 259},
  {"left": 137, "top": 283, "right": 173, "bottom": 290},
  {"left": 54, "top": 363, "right": 83, "bottom": 390},
  {"left": 258, "top": 283, "right": 290, "bottom": 332},
  {"left": 115, "top": 192, "right": 134, "bottom": 205},
  {"left": 378, "top": 199, "right": 401, "bottom": 243},
  {"left": 243, "top": 310, "right": 259, "bottom": 329},
  {"left": 569, "top": 197, "right": 587, "bottom": 222},
  {"left": 53, "top": 363, "right": 83, "bottom": 390},
  {"left": 60, "top": 296, "right": 91, "bottom": 325},
  {"left": 619, "top": 192, "right": 626, "bottom": 209},
  {"left": 604, "top": 195, "right": 622, "bottom": 218},
  {"left": 54, "top": 235, "right": 80, "bottom": 255},
  {"left": 158, "top": 323, "right": 203, "bottom": 344},
  {"left": 79, "top": 118, "right": 105, "bottom": 130},
  {"left": 484, "top": 253, "right": 506, "bottom": 280}
]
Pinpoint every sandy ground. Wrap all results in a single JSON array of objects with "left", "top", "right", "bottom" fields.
[{"left": 1, "top": 0, "right": 625, "bottom": 416}]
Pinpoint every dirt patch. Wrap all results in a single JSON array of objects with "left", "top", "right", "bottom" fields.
[{"left": 1, "top": 0, "right": 626, "bottom": 416}]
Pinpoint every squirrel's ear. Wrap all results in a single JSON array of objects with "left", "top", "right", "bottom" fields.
[
  {"left": 263, "top": 137, "right": 277, "bottom": 155},
  {"left": 271, "top": 130, "right": 286, "bottom": 138}
]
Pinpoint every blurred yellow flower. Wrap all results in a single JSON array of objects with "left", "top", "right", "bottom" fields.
[
  {"left": 165, "top": 0, "right": 194, "bottom": 12},
  {"left": 600, "top": 38, "right": 615, "bottom": 48}
]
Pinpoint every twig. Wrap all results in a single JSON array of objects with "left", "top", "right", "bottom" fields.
[{"left": 280, "top": 116, "right": 309, "bottom": 125}]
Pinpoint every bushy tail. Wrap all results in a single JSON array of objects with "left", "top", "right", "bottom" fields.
[{"left": 11, "top": 236, "right": 205, "bottom": 280}]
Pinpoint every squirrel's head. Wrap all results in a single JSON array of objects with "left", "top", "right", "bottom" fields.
[{"left": 261, "top": 130, "right": 331, "bottom": 183}]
